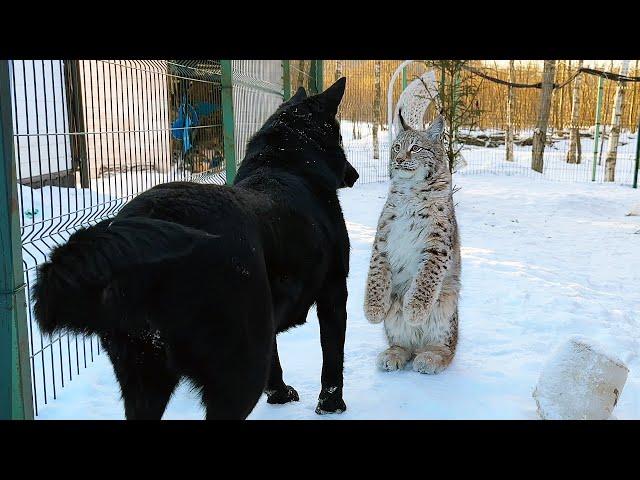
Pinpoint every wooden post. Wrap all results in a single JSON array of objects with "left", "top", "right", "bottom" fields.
[
  {"left": 63, "top": 60, "right": 90, "bottom": 188},
  {"left": 0, "top": 60, "right": 34, "bottom": 420}
]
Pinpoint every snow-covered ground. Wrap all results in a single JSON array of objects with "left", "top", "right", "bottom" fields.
[{"left": 35, "top": 175, "right": 640, "bottom": 420}]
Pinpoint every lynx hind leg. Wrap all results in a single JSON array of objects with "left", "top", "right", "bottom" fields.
[
  {"left": 377, "top": 345, "right": 412, "bottom": 371},
  {"left": 413, "top": 309, "right": 458, "bottom": 375},
  {"left": 413, "top": 346, "right": 453, "bottom": 375}
]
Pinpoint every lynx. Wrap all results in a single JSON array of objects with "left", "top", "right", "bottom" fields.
[{"left": 364, "top": 114, "right": 461, "bottom": 374}]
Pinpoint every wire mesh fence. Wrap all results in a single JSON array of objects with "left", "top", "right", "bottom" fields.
[
  {"left": 232, "top": 61, "right": 284, "bottom": 163},
  {"left": 321, "top": 60, "right": 428, "bottom": 184},
  {"left": 289, "top": 60, "right": 316, "bottom": 94},
  {"left": 7, "top": 59, "right": 226, "bottom": 416},
  {"left": 4, "top": 58, "right": 639, "bottom": 418},
  {"left": 320, "top": 60, "right": 640, "bottom": 187}
]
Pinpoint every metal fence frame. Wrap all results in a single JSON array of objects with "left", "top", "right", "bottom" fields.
[{"left": 0, "top": 59, "right": 325, "bottom": 419}]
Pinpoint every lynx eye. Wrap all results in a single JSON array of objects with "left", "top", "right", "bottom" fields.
[
  {"left": 410, "top": 145, "right": 423, "bottom": 153},
  {"left": 392, "top": 144, "right": 400, "bottom": 153}
]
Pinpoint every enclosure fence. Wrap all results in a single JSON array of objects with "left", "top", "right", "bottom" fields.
[
  {"left": 320, "top": 60, "right": 640, "bottom": 188},
  {"left": 0, "top": 59, "right": 323, "bottom": 419},
  {"left": 3, "top": 59, "right": 639, "bottom": 419}
]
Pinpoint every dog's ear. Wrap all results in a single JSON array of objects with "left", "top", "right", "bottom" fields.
[
  {"left": 340, "top": 160, "right": 359, "bottom": 188},
  {"left": 317, "top": 77, "right": 346, "bottom": 116},
  {"left": 289, "top": 86, "right": 307, "bottom": 103}
]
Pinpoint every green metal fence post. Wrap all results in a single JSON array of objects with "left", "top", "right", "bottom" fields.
[
  {"left": 0, "top": 60, "right": 34, "bottom": 420},
  {"left": 316, "top": 60, "right": 323, "bottom": 93},
  {"left": 633, "top": 114, "right": 640, "bottom": 189},
  {"left": 592, "top": 75, "right": 604, "bottom": 182},
  {"left": 310, "top": 60, "right": 323, "bottom": 95},
  {"left": 221, "top": 60, "right": 236, "bottom": 185},
  {"left": 402, "top": 67, "right": 408, "bottom": 91},
  {"left": 282, "top": 60, "right": 291, "bottom": 101}
]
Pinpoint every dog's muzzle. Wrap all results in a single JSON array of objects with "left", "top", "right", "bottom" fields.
[{"left": 341, "top": 161, "right": 359, "bottom": 188}]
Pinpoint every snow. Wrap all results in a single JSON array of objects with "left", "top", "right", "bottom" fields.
[
  {"left": 533, "top": 336, "right": 629, "bottom": 420},
  {"left": 34, "top": 174, "right": 640, "bottom": 420}
]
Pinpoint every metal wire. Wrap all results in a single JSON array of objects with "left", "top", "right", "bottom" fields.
[
  {"left": 232, "top": 61, "right": 283, "bottom": 162},
  {"left": 10, "top": 59, "right": 224, "bottom": 416}
]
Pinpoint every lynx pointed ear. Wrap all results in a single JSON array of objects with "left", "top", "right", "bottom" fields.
[
  {"left": 398, "top": 109, "right": 412, "bottom": 131},
  {"left": 289, "top": 86, "right": 307, "bottom": 103},
  {"left": 425, "top": 114, "right": 445, "bottom": 140},
  {"left": 317, "top": 77, "right": 346, "bottom": 115}
]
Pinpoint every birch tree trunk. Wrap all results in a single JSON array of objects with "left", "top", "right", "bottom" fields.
[
  {"left": 567, "top": 60, "right": 584, "bottom": 164},
  {"left": 506, "top": 60, "right": 515, "bottom": 162},
  {"left": 532, "top": 60, "right": 556, "bottom": 173},
  {"left": 372, "top": 61, "right": 381, "bottom": 159},
  {"left": 631, "top": 60, "right": 639, "bottom": 132},
  {"left": 334, "top": 60, "right": 343, "bottom": 82},
  {"left": 604, "top": 60, "right": 631, "bottom": 182}
]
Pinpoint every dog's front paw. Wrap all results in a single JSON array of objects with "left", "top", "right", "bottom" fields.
[
  {"left": 402, "top": 295, "right": 431, "bottom": 326},
  {"left": 315, "top": 386, "right": 346, "bottom": 415},
  {"left": 266, "top": 385, "right": 299, "bottom": 404}
]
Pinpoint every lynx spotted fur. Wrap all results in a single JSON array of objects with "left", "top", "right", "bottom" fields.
[{"left": 364, "top": 114, "right": 460, "bottom": 374}]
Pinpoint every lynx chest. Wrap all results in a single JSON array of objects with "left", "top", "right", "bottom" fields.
[{"left": 385, "top": 191, "right": 434, "bottom": 295}]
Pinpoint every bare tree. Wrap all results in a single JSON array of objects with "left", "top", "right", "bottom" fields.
[
  {"left": 604, "top": 60, "right": 631, "bottom": 182},
  {"left": 426, "top": 60, "right": 484, "bottom": 173},
  {"left": 506, "top": 60, "right": 516, "bottom": 162},
  {"left": 372, "top": 61, "right": 381, "bottom": 159},
  {"left": 532, "top": 60, "right": 556, "bottom": 173},
  {"left": 567, "top": 60, "right": 584, "bottom": 164}
]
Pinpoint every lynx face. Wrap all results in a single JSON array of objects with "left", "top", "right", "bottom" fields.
[{"left": 390, "top": 115, "right": 446, "bottom": 179}]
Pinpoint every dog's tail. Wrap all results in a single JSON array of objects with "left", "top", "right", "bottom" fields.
[{"left": 32, "top": 216, "right": 217, "bottom": 337}]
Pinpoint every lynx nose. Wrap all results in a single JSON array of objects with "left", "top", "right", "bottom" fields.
[{"left": 397, "top": 153, "right": 409, "bottom": 164}]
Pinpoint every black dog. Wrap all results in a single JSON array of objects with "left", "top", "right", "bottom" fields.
[{"left": 32, "top": 77, "right": 358, "bottom": 419}]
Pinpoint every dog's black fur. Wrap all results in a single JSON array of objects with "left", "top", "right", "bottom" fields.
[{"left": 32, "top": 78, "right": 358, "bottom": 420}]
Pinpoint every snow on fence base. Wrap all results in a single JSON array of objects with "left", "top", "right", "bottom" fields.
[{"left": 532, "top": 337, "right": 629, "bottom": 420}]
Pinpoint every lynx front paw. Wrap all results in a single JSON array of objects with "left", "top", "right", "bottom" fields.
[
  {"left": 412, "top": 348, "right": 452, "bottom": 375},
  {"left": 377, "top": 346, "right": 411, "bottom": 371},
  {"left": 364, "top": 300, "right": 387, "bottom": 324}
]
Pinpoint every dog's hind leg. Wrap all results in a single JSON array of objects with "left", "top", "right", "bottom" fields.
[
  {"left": 101, "top": 332, "right": 179, "bottom": 420},
  {"left": 200, "top": 377, "right": 265, "bottom": 420},
  {"left": 265, "top": 339, "right": 299, "bottom": 404}
]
